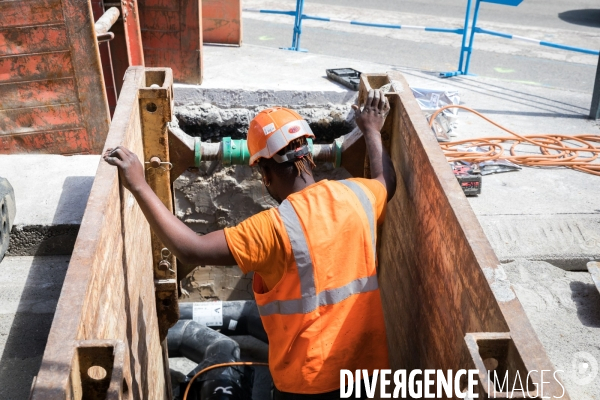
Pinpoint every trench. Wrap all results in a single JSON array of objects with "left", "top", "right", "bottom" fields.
[{"left": 170, "top": 105, "right": 360, "bottom": 398}]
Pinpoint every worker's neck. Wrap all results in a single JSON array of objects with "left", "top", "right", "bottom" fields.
[{"left": 277, "top": 172, "right": 315, "bottom": 201}]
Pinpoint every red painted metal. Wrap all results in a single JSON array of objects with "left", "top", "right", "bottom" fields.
[
  {"left": 0, "top": 0, "right": 109, "bottom": 154},
  {"left": 122, "top": 0, "right": 145, "bottom": 66},
  {"left": 202, "top": 0, "right": 242, "bottom": 45},
  {"left": 91, "top": 0, "right": 144, "bottom": 117},
  {"left": 139, "top": 0, "right": 203, "bottom": 84}
]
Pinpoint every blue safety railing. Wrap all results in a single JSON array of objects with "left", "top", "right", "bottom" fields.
[
  {"left": 443, "top": 0, "right": 600, "bottom": 77},
  {"left": 244, "top": 0, "right": 599, "bottom": 75},
  {"left": 243, "top": 0, "right": 463, "bottom": 52}
]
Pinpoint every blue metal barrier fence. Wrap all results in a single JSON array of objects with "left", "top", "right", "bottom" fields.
[{"left": 243, "top": 0, "right": 599, "bottom": 76}]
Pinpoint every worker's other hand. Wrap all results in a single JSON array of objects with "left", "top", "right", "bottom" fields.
[
  {"left": 103, "top": 146, "right": 146, "bottom": 193},
  {"left": 352, "top": 89, "right": 390, "bottom": 135}
]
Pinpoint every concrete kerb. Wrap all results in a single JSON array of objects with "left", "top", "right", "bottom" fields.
[
  {"left": 0, "top": 155, "right": 100, "bottom": 256},
  {"left": 0, "top": 177, "right": 16, "bottom": 260}
]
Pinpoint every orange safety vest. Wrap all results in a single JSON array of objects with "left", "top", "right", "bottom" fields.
[{"left": 253, "top": 180, "right": 390, "bottom": 394}]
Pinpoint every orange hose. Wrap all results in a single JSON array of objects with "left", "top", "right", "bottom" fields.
[
  {"left": 182, "top": 361, "right": 269, "bottom": 400},
  {"left": 429, "top": 105, "right": 600, "bottom": 176}
]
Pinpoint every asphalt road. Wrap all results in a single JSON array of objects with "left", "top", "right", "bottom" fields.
[
  {"left": 305, "top": 0, "right": 600, "bottom": 32},
  {"left": 242, "top": 0, "right": 600, "bottom": 93}
]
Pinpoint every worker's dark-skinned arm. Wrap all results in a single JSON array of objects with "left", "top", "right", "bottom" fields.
[
  {"left": 103, "top": 147, "right": 236, "bottom": 268},
  {"left": 352, "top": 89, "right": 397, "bottom": 201}
]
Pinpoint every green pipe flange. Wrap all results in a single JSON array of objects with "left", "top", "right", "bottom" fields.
[
  {"left": 333, "top": 138, "right": 343, "bottom": 168},
  {"left": 222, "top": 137, "right": 250, "bottom": 166},
  {"left": 222, "top": 137, "right": 232, "bottom": 166},
  {"left": 306, "top": 138, "right": 314, "bottom": 154},
  {"left": 194, "top": 137, "right": 201, "bottom": 168}
]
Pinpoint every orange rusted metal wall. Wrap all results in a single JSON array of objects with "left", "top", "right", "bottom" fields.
[
  {"left": 203, "top": 0, "right": 242, "bottom": 45},
  {"left": 30, "top": 67, "right": 168, "bottom": 399},
  {"left": 139, "top": 0, "right": 203, "bottom": 84},
  {"left": 0, "top": 0, "right": 110, "bottom": 154}
]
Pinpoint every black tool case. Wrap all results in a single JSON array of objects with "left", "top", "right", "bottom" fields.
[{"left": 326, "top": 68, "right": 362, "bottom": 91}]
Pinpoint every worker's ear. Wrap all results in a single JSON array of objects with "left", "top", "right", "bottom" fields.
[
  {"left": 258, "top": 163, "right": 271, "bottom": 184},
  {"left": 258, "top": 164, "right": 272, "bottom": 185}
]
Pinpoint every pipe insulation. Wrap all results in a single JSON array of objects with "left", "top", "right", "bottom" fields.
[
  {"left": 178, "top": 301, "right": 268, "bottom": 344},
  {"left": 168, "top": 320, "right": 254, "bottom": 400}
]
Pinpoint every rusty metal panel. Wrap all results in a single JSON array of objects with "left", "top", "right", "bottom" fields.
[
  {"left": 202, "top": 0, "right": 242, "bottom": 45},
  {"left": 91, "top": 1, "right": 119, "bottom": 117},
  {"left": 139, "top": 0, "right": 203, "bottom": 84},
  {"left": 363, "top": 72, "right": 569, "bottom": 399},
  {"left": 0, "top": 0, "right": 110, "bottom": 155},
  {"left": 61, "top": 0, "right": 111, "bottom": 153},
  {"left": 0, "top": 25, "right": 69, "bottom": 55},
  {"left": 0, "top": 104, "right": 82, "bottom": 135},
  {"left": 0, "top": 0, "right": 64, "bottom": 27},
  {"left": 0, "top": 52, "right": 74, "bottom": 83},
  {"left": 121, "top": 0, "right": 145, "bottom": 67},
  {"left": 30, "top": 67, "right": 167, "bottom": 399},
  {"left": 91, "top": 0, "right": 144, "bottom": 117},
  {"left": 0, "top": 79, "right": 78, "bottom": 109}
]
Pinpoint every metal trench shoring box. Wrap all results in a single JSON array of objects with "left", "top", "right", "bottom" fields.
[
  {"left": 360, "top": 72, "right": 568, "bottom": 399},
  {"left": 30, "top": 67, "right": 177, "bottom": 400},
  {"left": 138, "top": 68, "right": 180, "bottom": 343}
]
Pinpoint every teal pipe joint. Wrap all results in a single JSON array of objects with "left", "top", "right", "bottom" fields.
[
  {"left": 194, "top": 137, "right": 201, "bottom": 167},
  {"left": 333, "top": 138, "right": 343, "bottom": 168},
  {"left": 222, "top": 137, "right": 250, "bottom": 166},
  {"left": 306, "top": 138, "right": 314, "bottom": 155}
]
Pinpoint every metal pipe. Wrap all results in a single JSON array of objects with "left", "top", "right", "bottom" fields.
[
  {"left": 95, "top": 7, "right": 120, "bottom": 35},
  {"left": 591, "top": 54, "right": 600, "bottom": 120},
  {"left": 463, "top": 0, "right": 481, "bottom": 75},
  {"left": 311, "top": 143, "right": 334, "bottom": 163},
  {"left": 195, "top": 137, "right": 343, "bottom": 167}
]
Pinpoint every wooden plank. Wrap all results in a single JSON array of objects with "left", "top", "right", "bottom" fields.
[
  {"left": 0, "top": 128, "right": 91, "bottom": 154},
  {"left": 202, "top": 0, "right": 241, "bottom": 45},
  {"left": 139, "top": 0, "right": 202, "bottom": 84},
  {"left": 0, "top": 78, "right": 77, "bottom": 109},
  {"left": 0, "top": 24, "right": 68, "bottom": 55},
  {"left": 364, "top": 72, "right": 569, "bottom": 398},
  {"left": 0, "top": 52, "right": 73, "bottom": 83},
  {"left": 30, "top": 67, "right": 167, "bottom": 399},
  {"left": 0, "top": 103, "right": 82, "bottom": 135},
  {"left": 0, "top": 0, "right": 64, "bottom": 28}
]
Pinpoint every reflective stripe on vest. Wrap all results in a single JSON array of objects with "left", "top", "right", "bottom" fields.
[{"left": 257, "top": 180, "right": 378, "bottom": 317}]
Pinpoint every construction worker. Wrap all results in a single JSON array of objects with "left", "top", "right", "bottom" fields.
[{"left": 104, "top": 89, "right": 396, "bottom": 399}]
